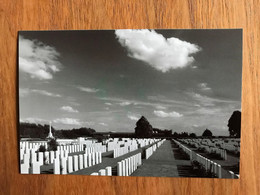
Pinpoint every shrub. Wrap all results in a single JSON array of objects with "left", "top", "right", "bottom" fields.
[
  {"left": 47, "top": 138, "right": 58, "bottom": 151},
  {"left": 38, "top": 145, "right": 46, "bottom": 152}
]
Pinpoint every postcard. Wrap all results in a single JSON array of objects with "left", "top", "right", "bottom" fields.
[{"left": 19, "top": 29, "right": 242, "bottom": 178}]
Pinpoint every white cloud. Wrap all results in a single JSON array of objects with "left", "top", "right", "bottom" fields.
[
  {"left": 155, "top": 105, "right": 167, "bottom": 110},
  {"left": 115, "top": 29, "right": 201, "bottom": 72},
  {"left": 19, "top": 88, "right": 62, "bottom": 97},
  {"left": 31, "top": 89, "right": 61, "bottom": 97},
  {"left": 154, "top": 110, "right": 183, "bottom": 118},
  {"left": 53, "top": 118, "right": 81, "bottom": 125},
  {"left": 21, "top": 117, "right": 48, "bottom": 123},
  {"left": 60, "top": 106, "right": 78, "bottom": 113},
  {"left": 19, "top": 88, "right": 30, "bottom": 97},
  {"left": 77, "top": 86, "right": 99, "bottom": 93},
  {"left": 118, "top": 101, "right": 131, "bottom": 106},
  {"left": 98, "top": 97, "right": 171, "bottom": 109},
  {"left": 19, "top": 36, "right": 61, "bottom": 80},
  {"left": 188, "top": 92, "right": 238, "bottom": 107},
  {"left": 105, "top": 102, "right": 112, "bottom": 106},
  {"left": 198, "top": 83, "right": 211, "bottom": 91},
  {"left": 99, "top": 122, "right": 108, "bottom": 126},
  {"left": 127, "top": 113, "right": 141, "bottom": 121}
]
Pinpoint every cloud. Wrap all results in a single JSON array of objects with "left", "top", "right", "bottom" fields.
[
  {"left": 98, "top": 97, "right": 171, "bottom": 109},
  {"left": 115, "top": 29, "right": 201, "bottom": 72},
  {"left": 53, "top": 118, "right": 82, "bottom": 125},
  {"left": 19, "top": 88, "right": 62, "bottom": 97},
  {"left": 118, "top": 101, "right": 131, "bottom": 106},
  {"left": 155, "top": 105, "right": 167, "bottom": 110},
  {"left": 60, "top": 106, "right": 79, "bottom": 113},
  {"left": 154, "top": 110, "right": 183, "bottom": 118},
  {"left": 105, "top": 102, "right": 112, "bottom": 106},
  {"left": 31, "top": 89, "right": 61, "bottom": 97},
  {"left": 21, "top": 117, "right": 48, "bottom": 123},
  {"left": 188, "top": 92, "right": 238, "bottom": 107},
  {"left": 198, "top": 83, "right": 211, "bottom": 91},
  {"left": 19, "top": 36, "right": 61, "bottom": 80},
  {"left": 99, "top": 122, "right": 108, "bottom": 126},
  {"left": 127, "top": 113, "right": 141, "bottom": 121},
  {"left": 19, "top": 88, "right": 30, "bottom": 97},
  {"left": 77, "top": 86, "right": 99, "bottom": 93}
]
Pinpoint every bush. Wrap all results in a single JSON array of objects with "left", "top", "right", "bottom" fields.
[
  {"left": 47, "top": 138, "right": 58, "bottom": 151},
  {"left": 38, "top": 145, "right": 46, "bottom": 152},
  {"left": 191, "top": 160, "right": 216, "bottom": 178}
]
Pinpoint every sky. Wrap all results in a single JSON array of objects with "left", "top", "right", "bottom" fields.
[{"left": 19, "top": 29, "right": 242, "bottom": 136}]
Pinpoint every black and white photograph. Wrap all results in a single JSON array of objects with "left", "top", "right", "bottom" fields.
[{"left": 19, "top": 29, "right": 242, "bottom": 178}]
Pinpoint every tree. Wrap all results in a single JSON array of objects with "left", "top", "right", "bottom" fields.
[
  {"left": 228, "top": 110, "right": 241, "bottom": 137},
  {"left": 37, "top": 145, "right": 46, "bottom": 152},
  {"left": 135, "top": 116, "right": 153, "bottom": 137},
  {"left": 190, "top": 133, "right": 197, "bottom": 138},
  {"left": 202, "top": 129, "right": 213, "bottom": 137},
  {"left": 47, "top": 138, "right": 58, "bottom": 151}
]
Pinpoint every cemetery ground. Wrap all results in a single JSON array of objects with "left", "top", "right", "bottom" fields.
[{"left": 20, "top": 138, "right": 240, "bottom": 178}]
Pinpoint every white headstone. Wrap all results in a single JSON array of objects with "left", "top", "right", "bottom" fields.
[{"left": 54, "top": 158, "right": 60, "bottom": 174}]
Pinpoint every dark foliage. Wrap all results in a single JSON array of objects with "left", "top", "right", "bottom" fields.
[
  {"left": 172, "top": 132, "right": 197, "bottom": 138},
  {"left": 19, "top": 123, "right": 50, "bottom": 139},
  {"left": 47, "top": 138, "right": 58, "bottom": 151},
  {"left": 228, "top": 110, "right": 241, "bottom": 137},
  {"left": 19, "top": 123, "right": 96, "bottom": 139},
  {"left": 152, "top": 128, "right": 172, "bottom": 137},
  {"left": 37, "top": 145, "right": 46, "bottom": 152},
  {"left": 191, "top": 160, "right": 216, "bottom": 178},
  {"left": 55, "top": 127, "right": 96, "bottom": 139},
  {"left": 202, "top": 129, "right": 213, "bottom": 137},
  {"left": 135, "top": 116, "right": 153, "bottom": 137}
]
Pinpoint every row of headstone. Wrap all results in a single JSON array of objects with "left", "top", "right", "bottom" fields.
[
  {"left": 173, "top": 139, "right": 225, "bottom": 178},
  {"left": 54, "top": 152, "right": 102, "bottom": 174},
  {"left": 145, "top": 139, "right": 165, "bottom": 159},
  {"left": 193, "top": 152, "right": 222, "bottom": 178},
  {"left": 85, "top": 145, "right": 107, "bottom": 154},
  {"left": 180, "top": 138, "right": 240, "bottom": 154},
  {"left": 229, "top": 171, "right": 240, "bottom": 179},
  {"left": 117, "top": 153, "right": 142, "bottom": 176},
  {"left": 91, "top": 167, "right": 112, "bottom": 176},
  {"left": 20, "top": 149, "right": 69, "bottom": 174},
  {"left": 113, "top": 146, "right": 129, "bottom": 158},
  {"left": 179, "top": 139, "right": 228, "bottom": 160}
]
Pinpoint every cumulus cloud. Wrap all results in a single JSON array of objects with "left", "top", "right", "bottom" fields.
[
  {"left": 60, "top": 106, "right": 79, "bottom": 113},
  {"left": 31, "top": 89, "right": 61, "bottom": 97},
  {"left": 21, "top": 117, "right": 48, "bottom": 123},
  {"left": 99, "top": 122, "right": 108, "bottom": 126},
  {"left": 105, "top": 102, "right": 112, "bottom": 106},
  {"left": 53, "top": 118, "right": 82, "bottom": 125},
  {"left": 198, "top": 83, "right": 211, "bottom": 91},
  {"left": 19, "top": 88, "right": 61, "bottom": 97},
  {"left": 115, "top": 29, "right": 201, "bottom": 72},
  {"left": 154, "top": 110, "right": 183, "bottom": 118},
  {"left": 19, "top": 36, "right": 61, "bottom": 80},
  {"left": 77, "top": 86, "right": 99, "bottom": 93},
  {"left": 127, "top": 113, "right": 141, "bottom": 121},
  {"left": 188, "top": 92, "right": 238, "bottom": 107},
  {"left": 118, "top": 101, "right": 131, "bottom": 106}
]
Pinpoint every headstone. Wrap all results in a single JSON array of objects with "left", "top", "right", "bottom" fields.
[
  {"left": 99, "top": 169, "right": 106, "bottom": 176},
  {"left": 106, "top": 166, "right": 112, "bottom": 176},
  {"left": 54, "top": 158, "right": 60, "bottom": 174},
  {"left": 73, "top": 155, "right": 79, "bottom": 171},
  {"left": 20, "top": 163, "right": 29, "bottom": 174},
  {"left": 117, "top": 162, "right": 122, "bottom": 176},
  {"left": 60, "top": 157, "right": 67, "bottom": 174},
  {"left": 67, "top": 156, "right": 73, "bottom": 173},
  {"left": 83, "top": 154, "right": 88, "bottom": 168},
  {"left": 79, "top": 155, "right": 83, "bottom": 170}
]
